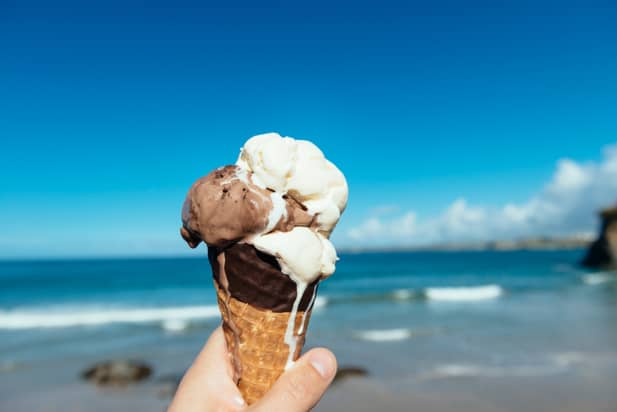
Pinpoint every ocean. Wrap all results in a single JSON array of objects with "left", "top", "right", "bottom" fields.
[{"left": 2, "top": 249, "right": 617, "bottom": 411}]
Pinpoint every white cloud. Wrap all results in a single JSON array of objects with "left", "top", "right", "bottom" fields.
[
  {"left": 347, "top": 144, "right": 617, "bottom": 246},
  {"left": 549, "top": 159, "right": 590, "bottom": 193}
]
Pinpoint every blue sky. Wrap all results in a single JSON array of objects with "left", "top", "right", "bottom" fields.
[{"left": 1, "top": 0, "right": 616, "bottom": 258}]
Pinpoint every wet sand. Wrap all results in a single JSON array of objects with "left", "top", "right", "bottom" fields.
[{"left": 2, "top": 354, "right": 617, "bottom": 412}]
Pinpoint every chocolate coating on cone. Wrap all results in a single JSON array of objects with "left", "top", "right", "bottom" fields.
[{"left": 208, "top": 243, "right": 319, "bottom": 313}]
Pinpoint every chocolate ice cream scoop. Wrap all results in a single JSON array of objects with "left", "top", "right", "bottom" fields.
[
  {"left": 181, "top": 165, "right": 314, "bottom": 248},
  {"left": 181, "top": 165, "right": 271, "bottom": 248}
]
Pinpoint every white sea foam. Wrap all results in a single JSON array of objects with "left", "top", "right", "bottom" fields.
[
  {"left": 420, "top": 352, "right": 617, "bottom": 381},
  {"left": 421, "top": 363, "right": 564, "bottom": 380},
  {"left": 313, "top": 296, "right": 328, "bottom": 309},
  {"left": 355, "top": 328, "right": 412, "bottom": 342},
  {"left": 425, "top": 284, "right": 503, "bottom": 302},
  {"left": 392, "top": 289, "right": 415, "bottom": 300},
  {"left": 582, "top": 272, "right": 616, "bottom": 285},
  {"left": 550, "top": 352, "right": 589, "bottom": 367},
  {"left": 162, "top": 319, "right": 190, "bottom": 333},
  {"left": 0, "top": 305, "right": 221, "bottom": 330}
]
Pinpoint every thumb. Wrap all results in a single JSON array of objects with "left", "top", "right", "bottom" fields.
[{"left": 250, "top": 348, "right": 337, "bottom": 412}]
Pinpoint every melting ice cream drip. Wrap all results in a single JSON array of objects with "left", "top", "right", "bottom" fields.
[
  {"left": 297, "top": 287, "right": 317, "bottom": 335},
  {"left": 265, "top": 192, "right": 287, "bottom": 234},
  {"left": 284, "top": 281, "right": 307, "bottom": 370}
]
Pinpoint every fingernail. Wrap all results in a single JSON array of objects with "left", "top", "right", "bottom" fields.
[{"left": 309, "top": 350, "right": 336, "bottom": 379}]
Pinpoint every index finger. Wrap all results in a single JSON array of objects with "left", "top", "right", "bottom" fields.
[{"left": 168, "top": 326, "right": 245, "bottom": 412}]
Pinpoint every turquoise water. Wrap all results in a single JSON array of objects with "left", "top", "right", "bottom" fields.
[{"left": 1, "top": 249, "right": 617, "bottom": 381}]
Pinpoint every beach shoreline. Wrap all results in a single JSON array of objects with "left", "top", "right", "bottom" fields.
[{"left": 2, "top": 251, "right": 617, "bottom": 411}]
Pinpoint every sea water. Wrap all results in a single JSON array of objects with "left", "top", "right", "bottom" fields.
[{"left": 1, "top": 250, "right": 617, "bottom": 384}]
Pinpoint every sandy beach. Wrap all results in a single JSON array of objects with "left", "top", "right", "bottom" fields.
[{"left": 3, "top": 349, "right": 617, "bottom": 412}]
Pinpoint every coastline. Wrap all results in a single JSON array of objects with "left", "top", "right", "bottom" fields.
[
  {"left": 0, "top": 235, "right": 593, "bottom": 263},
  {"left": 340, "top": 236, "right": 592, "bottom": 254}
]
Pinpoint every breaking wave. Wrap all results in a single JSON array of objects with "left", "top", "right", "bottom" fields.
[
  {"left": 425, "top": 285, "right": 503, "bottom": 302},
  {"left": 0, "top": 284, "right": 505, "bottom": 331},
  {"left": 0, "top": 305, "right": 221, "bottom": 330},
  {"left": 320, "top": 285, "right": 503, "bottom": 307},
  {"left": 0, "top": 295, "right": 329, "bottom": 331},
  {"left": 355, "top": 328, "right": 413, "bottom": 342}
]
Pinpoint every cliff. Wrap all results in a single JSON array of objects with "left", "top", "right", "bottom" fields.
[{"left": 582, "top": 206, "right": 617, "bottom": 268}]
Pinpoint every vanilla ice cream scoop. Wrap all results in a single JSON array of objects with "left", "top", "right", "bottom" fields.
[
  {"left": 236, "top": 133, "right": 348, "bottom": 237},
  {"left": 252, "top": 227, "right": 337, "bottom": 283}
]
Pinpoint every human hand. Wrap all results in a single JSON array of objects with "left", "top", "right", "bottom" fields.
[{"left": 168, "top": 326, "right": 337, "bottom": 412}]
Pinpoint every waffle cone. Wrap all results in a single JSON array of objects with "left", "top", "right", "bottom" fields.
[{"left": 214, "top": 279, "right": 313, "bottom": 405}]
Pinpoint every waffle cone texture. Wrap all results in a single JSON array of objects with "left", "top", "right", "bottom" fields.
[{"left": 214, "top": 279, "right": 313, "bottom": 405}]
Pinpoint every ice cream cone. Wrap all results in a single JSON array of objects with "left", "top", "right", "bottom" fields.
[
  {"left": 180, "top": 133, "right": 347, "bottom": 405},
  {"left": 214, "top": 279, "right": 313, "bottom": 405}
]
